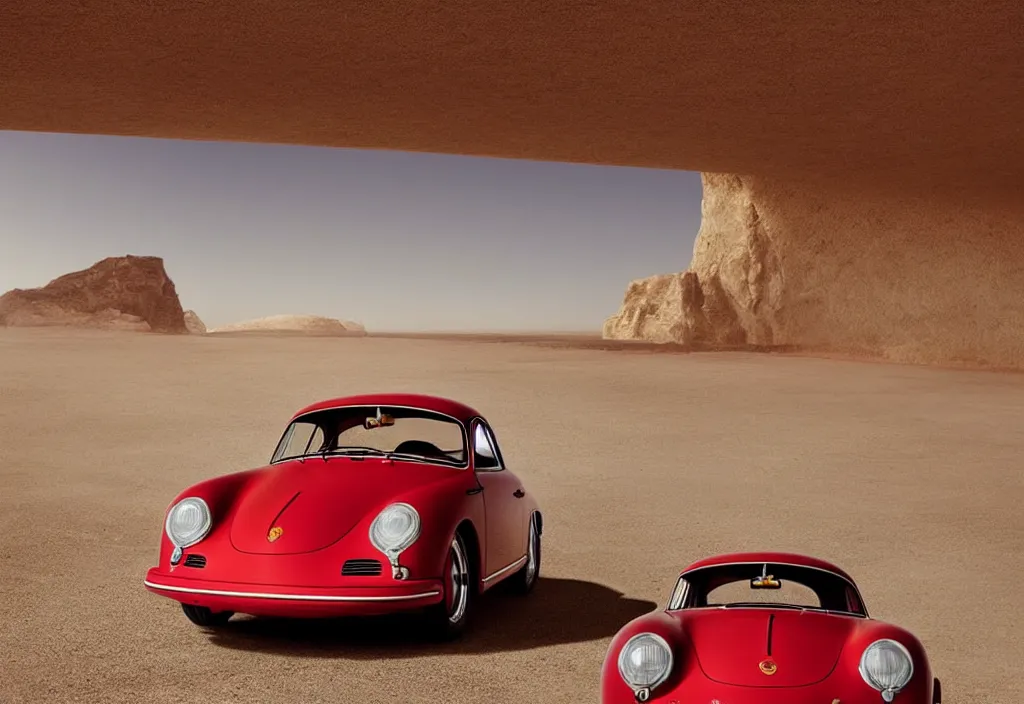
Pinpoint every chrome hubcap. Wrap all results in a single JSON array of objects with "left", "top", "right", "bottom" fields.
[
  {"left": 525, "top": 515, "right": 538, "bottom": 584},
  {"left": 447, "top": 538, "right": 469, "bottom": 624}
]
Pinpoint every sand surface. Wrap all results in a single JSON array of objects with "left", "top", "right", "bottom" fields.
[{"left": 1, "top": 328, "right": 1021, "bottom": 703}]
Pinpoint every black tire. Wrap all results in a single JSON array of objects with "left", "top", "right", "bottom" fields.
[
  {"left": 424, "top": 531, "right": 475, "bottom": 641},
  {"left": 181, "top": 603, "right": 233, "bottom": 627},
  {"left": 508, "top": 512, "right": 541, "bottom": 595}
]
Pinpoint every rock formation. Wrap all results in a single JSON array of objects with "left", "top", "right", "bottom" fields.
[
  {"left": 605, "top": 174, "right": 1024, "bottom": 368},
  {"left": 208, "top": 315, "right": 367, "bottom": 336},
  {"left": 602, "top": 272, "right": 716, "bottom": 347},
  {"left": 3, "top": 2, "right": 1022, "bottom": 367},
  {"left": 183, "top": 310, "right": 207, "bottom": 334},
  {"left": 0, "top": 255, "right": 188, "bottom": 333}
]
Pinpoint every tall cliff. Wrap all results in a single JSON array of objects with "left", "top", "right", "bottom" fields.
[{"left": 604, "top": 174, "right": 1024, "bottom": 368}]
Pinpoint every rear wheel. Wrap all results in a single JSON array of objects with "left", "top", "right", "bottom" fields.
[
  {"left": 181, "top": 603, "right": 233, "bottom": 627},
  {"left": 424, "top": 532, "right": 474, "bottom": 640},
  {"left": 508, "top": 512, "right": 541, "bottom": 595}
]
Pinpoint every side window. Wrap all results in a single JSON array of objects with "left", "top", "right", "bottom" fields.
[
  {"left": 668, "top": 578, "right": 688, "bottom": 610},
  {"left": 473, "top": 422, "right": 503, "bottom": 471}
]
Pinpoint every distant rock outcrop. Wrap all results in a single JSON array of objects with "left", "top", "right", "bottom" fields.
[
  {"left": 183, "top": 310, "right": 207, "bottom": 334},
  {"left": 208, "top": 314, "right": 367, "bottom": 336},
  {"left": 603, "top": 271, "right": 717, "bottom": 346},
  {"left": 0, "top": 255, "right": 188, "bottom": 333}
]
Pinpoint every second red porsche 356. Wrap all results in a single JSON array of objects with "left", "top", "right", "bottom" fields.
[
  {"left": 601, "top": 552, "right": 942, "bottom": 704},
  {"left": 143, "top": 393, "right": 543, "bottom": 640}
]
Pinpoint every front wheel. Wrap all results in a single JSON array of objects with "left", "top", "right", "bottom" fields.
[
  {"left": 424, "top": 532, "right": 475, "bottom": 641},
  {"left": 181, "top": 603, "right": 233, "bottom": 627},
  {"left": 508, "top": 512, "right": 541, "bottom": 595}
]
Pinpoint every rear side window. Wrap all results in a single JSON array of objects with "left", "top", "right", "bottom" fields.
[{"left": 473, "top": 422, "right": 502, "bottom": 470}]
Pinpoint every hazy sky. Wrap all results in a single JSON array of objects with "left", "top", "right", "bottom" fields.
[{"left": 0, "top": 130, "right": 702, "bottom": 332}]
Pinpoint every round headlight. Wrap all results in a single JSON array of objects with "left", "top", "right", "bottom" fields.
[
  {"left": 369, "top": 503, "right": 421, "bottom": 556},
  {"left": 164, "top": 497, "right": 212, "bottom": 548},
  {"left": 617, "top": 632, "right": 674, "bottom": 696},
  {"left": 859, "top": 638, "right": 914, "bottom": 701}
]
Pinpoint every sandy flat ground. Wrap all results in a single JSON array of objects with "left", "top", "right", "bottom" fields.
[{"left": 1, "top": 328, "right": 1022, "bottom": 704}]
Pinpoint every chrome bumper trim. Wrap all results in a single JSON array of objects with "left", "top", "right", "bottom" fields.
[{"left": 143, "top": 580, "right": 440, "bottom": 602}]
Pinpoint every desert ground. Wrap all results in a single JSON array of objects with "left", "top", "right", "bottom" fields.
[{"left": 1, "top": 328, "right": 1021, "bottom": 704}]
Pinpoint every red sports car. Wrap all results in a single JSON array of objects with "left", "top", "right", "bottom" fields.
[
  {"left": 601, "top": 552, "right": 941, "bottom": 704},
  {"left": 144, "top": 393, "right": 543, "bottom": 640}
]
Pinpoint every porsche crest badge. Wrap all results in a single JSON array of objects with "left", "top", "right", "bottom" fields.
[
  {"left": 758, "top": 659, "right": 778, "bottom": 676},
  {"left": 267, "top": 526, "right": 283, "bottom": 543}
]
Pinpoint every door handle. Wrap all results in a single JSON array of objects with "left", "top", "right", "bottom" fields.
[{"left": 513, "top": 488, "right": 525, "bottom": 498}]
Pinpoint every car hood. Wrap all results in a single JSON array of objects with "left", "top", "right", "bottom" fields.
[
  {"left": 228, "top": 457, "right": 462, "bottom": 555},
  {"left": 683, "top": 608, "right": 854, "bottom": 687}
]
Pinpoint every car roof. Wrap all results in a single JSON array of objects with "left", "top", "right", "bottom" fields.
[
  {"left": 289, "top": 393, "right": 484, "bottom": 424},
  {"left": 679, "top": 551, "right": 856, "bottom": 584}
]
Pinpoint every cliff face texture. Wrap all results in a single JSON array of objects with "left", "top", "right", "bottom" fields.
[
  {"left": 0, "top": 256, "right": 188, "bottom": 333},
  {"left": 3, "top": 2, "right": 1021, "bottom": 193},
  {"left": 605, "top": 174, "right": 1024, "bottom": 367}
]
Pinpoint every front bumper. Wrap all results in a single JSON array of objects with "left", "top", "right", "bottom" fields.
[
  {"left": 603, "top": 677, "right": 937, "bottom": 704},
  {"left": 144, "top": 568, "right": 443, "bottom": 618}
]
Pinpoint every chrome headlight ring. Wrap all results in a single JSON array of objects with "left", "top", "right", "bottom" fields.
[
  {"left": 164, "top": 497, "right": 213, "bottom": 565},
  {"left": 859, "top": 638, "right": 915, "bottom": 702},
  {"left": 368, "top": 502, "right": 422, "bottom": 579},
  {"left": 617, "top": 632, "right": 674, "bottom": 701}
]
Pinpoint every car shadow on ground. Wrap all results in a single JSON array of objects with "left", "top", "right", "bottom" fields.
[{"left": 203, "top": 576, "right": 658, "bottom": 658}]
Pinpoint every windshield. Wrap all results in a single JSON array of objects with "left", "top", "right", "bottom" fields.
[
  {"left": 672, "top": 562, "right": 867, "bottom": 616},
  {"left": 270, "top": 405, "right": 468, "bottom": 467}
]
